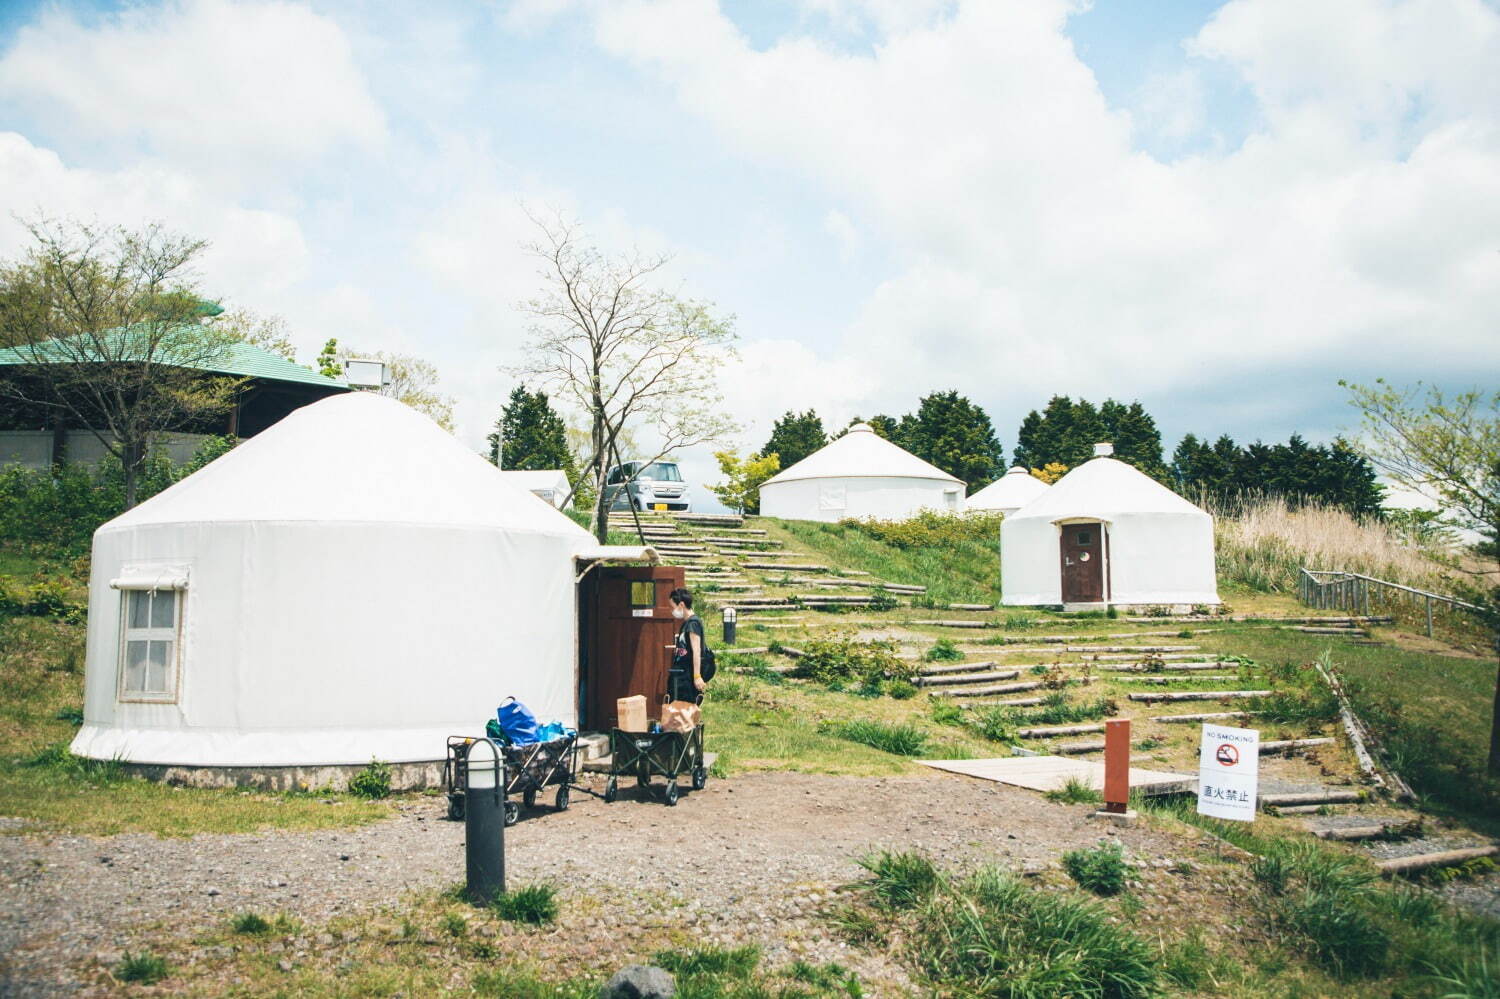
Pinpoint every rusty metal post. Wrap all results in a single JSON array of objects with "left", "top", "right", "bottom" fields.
[{"left": 1103, "top": 718, "right": 1131, "bottom": 814}]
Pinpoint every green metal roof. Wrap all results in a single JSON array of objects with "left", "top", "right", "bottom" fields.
[{"left": 0, "top": 326, "right": 349, "bottom": 392}]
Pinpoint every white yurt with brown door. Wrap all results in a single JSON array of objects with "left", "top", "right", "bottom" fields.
[
  {"left": 758, "top": 423, "right": 965, "bottom": 522},
  {"left": 1001, "top": 444, "right": 1219, "bottom": 609},
  {"left": 71, "top": 393, "right": 621, "bottom": 779}
]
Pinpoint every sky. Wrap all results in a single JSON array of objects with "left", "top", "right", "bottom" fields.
[{"left": 0, "top": 0, "right": 1495, "bottom": 513}]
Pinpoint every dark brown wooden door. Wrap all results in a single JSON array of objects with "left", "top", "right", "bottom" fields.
[
  {"left": 580, "top": 565, "right": 685, "bottom": 730},
  {"left": 1059, "top": 523, "right": 1105, "bottom": 603}
]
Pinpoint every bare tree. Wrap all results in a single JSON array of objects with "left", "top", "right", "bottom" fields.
[
  {"left": 330, "top": 342, "right": 455, "bottom": 431},
  {"left": 0, "top": 218, "right": 241, "bottom": 507},
  {"left": 512, "top": 210, "right": 738, "bottom": 542}
]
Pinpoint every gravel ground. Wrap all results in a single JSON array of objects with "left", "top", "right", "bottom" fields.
[{"left": 1, "top": 771, "right": 1193, "bottom": 997}]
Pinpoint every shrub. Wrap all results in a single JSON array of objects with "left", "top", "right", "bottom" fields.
[
  {"left": 654, "top": 944, "right": 760, "bottom": 978},
  {"left": 1027, "top": 693, "right": 1115, "bottom": 726},
  {"left": 116, "top": 951, "right": 170, "bottom": 985},
  {"left": 887, "top": 679, "right": 918, "bottom": 700},
  {"left": 840, "top": 509, "right": 1004, "bottom": 550},
  {"left": 930, "top": 701, "right": 965, "bottom": 726},
  {"left": 1062, "top": 842, "right": 1130, "bottom": 896},
  {"left": 230, "top": 912, "right": 272, "bottom": 935},
  {"left": 965, "top": 705, "right": 1018, "bottom": 744},
  {"left": 924, "top": 638, "right": 963, "bottom": 662},
  {"left": 913, "top": 865, "right": 1159, "bottom": 999},
  {"left": 493, "top": 883, "right": 559, "bottom": 924},
  {"left": 793, "top": 634, "right": 911, "bottom": 685},
  {"left": 1044, "top": 777, "right": 1102, "bottom": 805},
  {"left": 858, "top": 850, "right": 942, "bottom": 909},
  {"left": 348, "top": 759, "right": 393, "bottom": 799},
  {"left": 822, "top": 719, "right": 927, "bottom": 756},
  {"left": 441, "top": 911, "right": 468, "bottom": 937}
]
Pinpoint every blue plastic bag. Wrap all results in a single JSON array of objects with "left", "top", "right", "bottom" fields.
[{"left": 496, "top": 698, "right": 540, "bottom": 746}]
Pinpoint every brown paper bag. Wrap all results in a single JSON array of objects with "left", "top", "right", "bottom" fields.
[
  {"left": 617, "top": 695, "right": 648, "bottom": 732},
  {"left": 660, "top": 700, "right": 702, "bottom": 734}
]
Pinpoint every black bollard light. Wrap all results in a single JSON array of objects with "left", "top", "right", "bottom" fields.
[
  {"left": 464, "top": 738, "right": 505, "bottom": 904},
  {"left": 722, "top": 605, "right": 737, "bottom": 646}
]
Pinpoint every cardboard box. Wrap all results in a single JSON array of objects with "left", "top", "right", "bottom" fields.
[{"left": 617, "top": 694, "right": 648, "bottom": 732}]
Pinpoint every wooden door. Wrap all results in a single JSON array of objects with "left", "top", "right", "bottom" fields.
[
  {"left": 580, "top": 565, "right": 685, "bottom": 730},
  {"left": 1059, "top": 522, "right": 1105, "bottom": 603}
]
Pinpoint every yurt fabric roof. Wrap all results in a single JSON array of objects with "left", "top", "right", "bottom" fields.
[
  {"left": 966, "top": 466, "right": 1049, "bottom": 510},
  {"left": 1005, "top": 456, "right": 1206, "bottom": 522},
  {"left": 763, "top": 423, "right": 962, "bottom": 485},
  {"left": 106, "top": 393, "right": 592, "bottom": 538},
  {"left": 499, "top": 469, "right": 570, "bottom": 492}
]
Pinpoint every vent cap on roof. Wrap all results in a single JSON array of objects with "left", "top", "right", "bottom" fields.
[{"left": 1093, "top": 442, "right": 1114, "bottom": 457}]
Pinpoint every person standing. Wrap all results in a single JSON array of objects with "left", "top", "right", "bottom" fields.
[{"left": 669, "top": 588, "right": 708, "bottom": 704}]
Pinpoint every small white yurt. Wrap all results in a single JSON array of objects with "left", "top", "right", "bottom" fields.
[
  {"left": 966, "top": 466, "right": 1050, "bottom": 516},
  {"left": 71, "top": 393, "right": 614, "bottom": 778},
  {"left": 1001, "top": 443, "right": 1219, "bottom": 609},
  {"left": 500, "top": 468, "right": 572, "bottom": 509},
  {"left": 759, "top": 423, "right": 965, "bottom": 522}
]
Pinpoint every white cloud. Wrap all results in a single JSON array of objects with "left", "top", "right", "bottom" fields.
[
  {"left": 583, "top": 0, "right": 1500, "bottom": 420},
  {"left": 0, "top": 0, "right": 385, "bottom": 178},
  {"left": 1132, "top": 67, "right": 1207, "bottom": 144}
]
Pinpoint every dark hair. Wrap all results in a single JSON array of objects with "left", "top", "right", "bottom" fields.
[{"left": 669, "top": 587, "right": 693, "bottom": 609}]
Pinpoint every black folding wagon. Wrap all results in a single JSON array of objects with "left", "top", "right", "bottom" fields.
[
  {"left": 603, "top": 724, "right": 706, "bottom": 806},
  {"left": 443, "top": 733, "right": 577, "bottom": 824}
]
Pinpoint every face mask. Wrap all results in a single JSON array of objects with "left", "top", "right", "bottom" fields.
[{"left": 672, "top": 607, "right": 686, "bottom": 619}]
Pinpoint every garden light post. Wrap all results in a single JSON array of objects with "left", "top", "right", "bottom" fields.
[
  {"left": 464, "top": 738, "right": 506, "bottom": 903},
  {"left": 722, "top": 606, "right": 737, "bottom": 646}
]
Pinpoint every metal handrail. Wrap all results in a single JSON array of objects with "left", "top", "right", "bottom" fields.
[{"left": 1299, "top": 567, "right": 1483, "bottom": 637}]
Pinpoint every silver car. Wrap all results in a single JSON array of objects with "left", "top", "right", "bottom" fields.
[{"left": 605, "top": 460, "right": 692, "bottom": 512}]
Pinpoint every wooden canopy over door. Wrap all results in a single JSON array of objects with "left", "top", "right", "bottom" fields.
[
  {"left": 1059, "top": 522, "right": 1106, "bottom": 604},
  {"left": 579, "top": 564, "right": 685, "bottom": 730}
]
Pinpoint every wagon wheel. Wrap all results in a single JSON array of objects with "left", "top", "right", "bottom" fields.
[
  {"left": 664, "top": 782, "right": 680, "bottom": 806},
  {"left": 523, "top": 788, "right": 537, "bottom": 809},
  {"left": 447, "top": 795, "right": 465, "bottom": 821},
  {"left": 604, "top": 778, "right": 618, "bottom": 803},
  {"left": 691, "top": 766, "right": 707, "bottom": 791},
  {"left": 504, "top": 801, "right": 520, "bottom": 826},
  {"left": 555, "top": 785, "right": 570, "bottom": 811}
]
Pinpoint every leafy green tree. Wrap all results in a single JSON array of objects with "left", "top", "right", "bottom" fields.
[
  {"left": 1014, "top": 396, "right": 1161, "bottom": 477},
  {"left": 317, "top": 338, "right": 340, "bottom": 379},
  {"left": 762, "top": 409, "right": 827, "bottom": 469},
  {"left": 1169, "top": 432, "right": 1383, "bottom": 516},
  {"left": 488, "top": 386, "right": 575, "bottom": 481},
  {"left": 709, "top": 450, "right": 780, "bottom": 514},
  {"left": 898, "top": 390, "right": 1004, "bottom": 491}
]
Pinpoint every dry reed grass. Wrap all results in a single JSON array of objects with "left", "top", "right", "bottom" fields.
[{"left": 1212, "top": 496, "right": 1451, "bottom": 594}]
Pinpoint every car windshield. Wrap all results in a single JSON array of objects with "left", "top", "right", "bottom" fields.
[{"left": 639, "top": 462, "right": 683, "bottom": 482}]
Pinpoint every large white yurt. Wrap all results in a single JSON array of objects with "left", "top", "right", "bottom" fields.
[
  {"left": 71, "top": 393, "right": 616, "bottom": 778},
  {"left": 759, "top": 423, "right": 965, "bottom": 523},
  {"left": 966, "top": 466, "right": 1050, "bottom": 516},
  {"left": 1001, "top": 444, "right": 1219, "bottom": 609}
]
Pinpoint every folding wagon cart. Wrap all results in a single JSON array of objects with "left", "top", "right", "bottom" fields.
[
  {"left": 444, "top": 733, "right": 577, "bottom": 824},
  {"left": 603, "top": 724, "right": 707, "bottom": 806}
]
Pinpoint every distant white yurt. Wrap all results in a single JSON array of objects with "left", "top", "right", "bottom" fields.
[
  {"left": 71, "top": 393, "right": 615, "bottom": 779},
  {"left": 759, "top": 423, "right": 965, "bottom": 523},
  {"left": 1001, "top": 443, "right": 1219, "bottom": 609},
  {"left": 500, "top": 468, "right": 572, "bottom": 509},
  {"left": 966, "top": 466, "right": 1050, "bottom": 516}
]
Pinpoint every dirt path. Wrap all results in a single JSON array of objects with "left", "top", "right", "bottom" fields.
[{"left": 2, "top": 771, "right": 1192, "bottom": 996}]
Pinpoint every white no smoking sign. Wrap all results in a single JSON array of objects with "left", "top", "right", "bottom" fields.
[{"left": 1197, "top": 724, "right": 1259, "bottom": 821}]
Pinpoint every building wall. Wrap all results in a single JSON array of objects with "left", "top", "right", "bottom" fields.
[
  {"left": 0, "top": 430, "right": 208, "bottom": 470},
  {"left": 1001, "top": 512, "right": 1220, "bottom": 606},
  {"left": 761, "top": 475, "right": 963, "bottom": 523}
]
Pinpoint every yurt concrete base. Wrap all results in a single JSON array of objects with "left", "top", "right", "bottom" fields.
[{"left": 122, "top": 759, "right": 445, "bottom": 793}]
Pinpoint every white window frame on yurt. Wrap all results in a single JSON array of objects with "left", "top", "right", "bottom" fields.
[{"left": 111, "top": 572, "right": 189, "bottom": 704}]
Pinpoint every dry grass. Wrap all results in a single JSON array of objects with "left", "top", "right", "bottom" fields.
[{"left": 1213, "top": 497, "right": 1452, "bottom": 594}]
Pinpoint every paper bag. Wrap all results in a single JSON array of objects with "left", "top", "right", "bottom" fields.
[
  {"left": 617, "top": 694, "right": 648, "bottom": 732},
  {"left": 661, "top": 700, "right": 702, "bottom": 734}
]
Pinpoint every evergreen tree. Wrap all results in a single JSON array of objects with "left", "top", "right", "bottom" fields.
[
  {"left": 899, "top": 390, "right": 1004, "bottom": 491},
  {"left": 1014, "top": 395, "right": 1162, "bottom": 477},
  {"left": 762, "top": 409, "right": 827, "bottom": 468},
  {"left": 1170, "top": 432, "right": 1383, "bottom": 515},
  {"left": 490, "top": 387, "right": 576, "bottom": 490}
]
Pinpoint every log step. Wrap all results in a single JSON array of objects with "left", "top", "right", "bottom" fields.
[
  {"left": 743, "top": 563, "right": 828, "bottom": 571},
  {"left": 1128, "top": 690, "right": 1270, "bottom": 703},
  {"left": 946, "top": 603, "right": 995, "bottom": 611},
  {"left": 1017, "top": 723, "right": 1105, "bottom": 739},
  {"left": 1376, "top": 845, "right": 1498, "bottom": 876},
  {"left": 1152, "top": 711, "right": 1258, "bottom": 724},
  {"left": 1259, "top": 790, "right": 1364, "bottom": 807},
  {"left": 912, "top": 620, "right": 991, "bottom": 629},
  {"left": 1126, "top": 675, "right": 1239, "bottom": 685},
  {"left": 917, "top": 669, "right": 1020, "bottom": 688},
  {"left": 1260, "top": 738, "right": 1336, "bottom": 755},
  {"left": 1315, "top": 822, "right": 1420, "bottom": 842},
  {"left": 932, "top": 680, "right": 1042, "bottom": 698},
  {"left": 918, "top": 660, "right": 1001, "bottom": 676},
  {"left": 1296, "top": 626, "right": 1370, "bottom": 636}
]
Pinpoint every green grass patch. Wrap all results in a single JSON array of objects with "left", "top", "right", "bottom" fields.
[
  {"left": 820, "top": 719, "right": 927, "bottom": 756},
  {"left": 1044, "top": 776, "right": 1103, "bottom": 805},
  {"left": 492, "top": 883, "right": 559, "bottom": 925},
  {"left": 1061, "top": 842, "right": 1130, "bottom": 896},
  {"left": 116, "top": 951, "right": 170, "bottom": 985}
]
